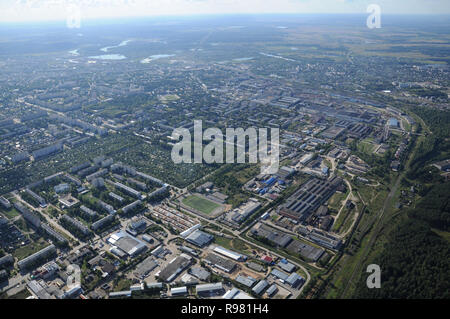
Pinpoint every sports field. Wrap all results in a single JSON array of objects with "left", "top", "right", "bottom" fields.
[{"left": 182, "top": 195, "right": 221, "bottom": 215}]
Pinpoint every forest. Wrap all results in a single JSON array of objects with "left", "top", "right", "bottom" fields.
[{"left": 354, "top": 182, "right": 450, "bottom": 298}]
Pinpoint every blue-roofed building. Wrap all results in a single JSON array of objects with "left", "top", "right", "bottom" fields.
[
  {"left": 270, "top": 268, "right": 289, "bottom": 281},
  {"left": 264, "top": 177, "right": 277, "bottom": 186},
  {"left": 252, "top": 280, "right": 269, "bottom": 295},
  {"left": 388, "top": 118, "right": 399, "bottom": 127},
  {"left": 285, "top": 273, "right": 305, "bottom": 288},
  {"left": 235, "top": 275, "right": 257, "bottom": 288},
  {"left": 266, "top": 284, "right": 278, "bottom": 297}
]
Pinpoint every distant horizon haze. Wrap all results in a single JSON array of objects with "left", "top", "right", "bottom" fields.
[{"left": 1, "top": 0, "right": 450, "bottom": 23}]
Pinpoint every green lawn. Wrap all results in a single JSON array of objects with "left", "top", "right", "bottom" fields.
[
  {"left": 113, "top": 278, "right": 133, "bottom": 292},
  {"left": 0, "top": 207, "right": 19, "bottom": 220},
  {"left": 328, "top": 190, "right": 348, "bottom": 213},
  {"left": 182, "top": 195, "right": 221, "bottom": 215},
  {"left": 14, "top": 240, "right": 50, "bottom": 260},
  {"left": 357, "top": 141, "right": 376, "bottom": 155},
  {"left": 214, "top": 236, "right": 251, "bottom": 254}
]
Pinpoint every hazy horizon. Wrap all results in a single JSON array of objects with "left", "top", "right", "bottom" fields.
[{"left": 1, "top": 0, "right": 450, "bottom": 23}]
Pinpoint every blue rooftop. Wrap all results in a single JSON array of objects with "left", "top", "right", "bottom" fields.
[{"left": 388, "top": 118, "right": 399, "bottom": 127}]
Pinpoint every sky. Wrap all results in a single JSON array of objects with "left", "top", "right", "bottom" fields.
[{"left": 0, "top": 0, "right": 450, "bottom": 23}]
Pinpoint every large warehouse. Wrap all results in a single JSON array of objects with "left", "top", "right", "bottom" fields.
[
  {"left": 279, "top": 176, "right": 343, "bottom": 222},
  {"left": 108, "top": 231, "right": 147, "bottom": 258},
  {"left": 158, "top": 254, "right": 192, "bottom": 282},
  {"left": 213, "top": 246, "right": 247, "bottom": 262},
  {"left": 185, "top": 230, "right": 214, "bottom": 247}
]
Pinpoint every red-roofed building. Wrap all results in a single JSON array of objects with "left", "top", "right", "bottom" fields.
[{"left": 261, "top": 255, "right": 273, "bottom": 264}]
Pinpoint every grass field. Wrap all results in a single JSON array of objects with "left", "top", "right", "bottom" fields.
[
  {"left": 0, "top": 207, "right": 19, "bottom": 220},
  {"left": 328, "top": 190, "right": 348, "bottom": 213},
  {"left": 214, "top": 236, "right": 252, "bottom": 254},
  {"left": 182, "top": 195, "right": 221, "bottom": 215},
  {"left": 13, "top": 240, "right": 50, "bottom": 260},
  {"left": 357, "top": 140, "right": 376, "bottom": 155}
]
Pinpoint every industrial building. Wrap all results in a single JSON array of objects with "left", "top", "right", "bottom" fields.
[
  {"left": 236, "top": 274, "right": 257, "bottom": 288},
  {"left": 231, "top": 200, "right": 261, "bottom": 224},
  {"left": 158, "top": 254, "right": 192, "bottom": 282},
  {"left": 196, "top": 283, "right": 224, "bottom": 296},
  {"left": 276, "top": 166, "right": 295, "bottom": 180},
  {"left": 277, "top": 260, "right": 297, "bottom": 273},
  {"left": 180, "top": 224, "right": 202, "bottom": 238},
  {"left": 270, "top": 268, "right": 289, "bottom": 281},
  {"left": 252, "top": 280, "right": 269, "bottom": 295},
  {"left": 134, "top": 256, "right": 158, "bottom": 279},
  {"left": 285, "top": 273, "right": 305, "bottom": 288},
  {"left": 213, "top": 246, "right": 247, "bottom": 262},
  {"left": 142, "top": 234, "right": 155, "bottom": 244},
  {"left": 170, "top": 286, "right": 188, "bottom": 296},
  {"left": 109, "top": 290, "right": 132, "bottom": 299},
  {"left": 185, "top": 230, "right": 214, "bottom": 247},
  {"left": 279, "top": 176, "right": 343, "bottom": 222},
  {"left": 204, "top": 253, "right": 237, "bottom": 273},
  {"left": 286, "top": 240, "right": 325, "bottom": 262},
  {"left": 321, "top": 126, "right": 346, "bottom": 139},
  {"left": 250, "top": 223, "right": 293, "bottom": 248},
  {"left": 110, "top": 247, "right": 127, "bottom": 259},
  {"left": 307, "top": 230, "right": 342, "bottom": 250},
  {"left": 108, "top": 231, "right": 147, "bottom": 258},
  {"left": 27, "top": 280, "right": 55, "bottom": 299},
  {"left": 223, "top": 288, "right": 254, "bottom": 299},
  {"left": 189, "top": 267, "right": 210, "bottom": 281},
  {"left": 247, "top": 262, "right": 264, "bottom": 272},
  {"left": 180, "top": 245, "right": 198, "bottom": 257},
  {"left": 266, "top": 284, "right": 278, "bottom": 297}
]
